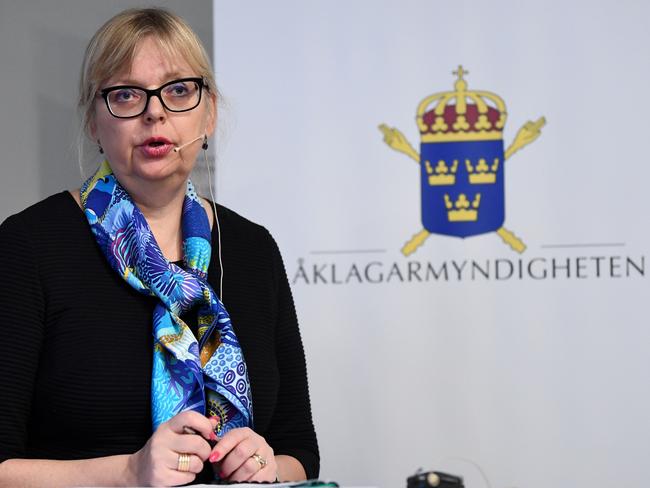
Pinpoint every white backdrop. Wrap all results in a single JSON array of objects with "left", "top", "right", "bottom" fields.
[{"left": 213, "top": 1, "right": 650, "bottom": 487}]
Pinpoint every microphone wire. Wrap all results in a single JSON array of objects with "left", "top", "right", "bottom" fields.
[{"left": 203, "top": 140, "right": 224, "bottom": 302}]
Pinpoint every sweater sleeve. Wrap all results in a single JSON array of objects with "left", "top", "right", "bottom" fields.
[
  {"left": 0, "top": 214, "right": 46, "bottom": 462},
  {"left": 264, "top": 231, "right": 320, "bottom": 479}
]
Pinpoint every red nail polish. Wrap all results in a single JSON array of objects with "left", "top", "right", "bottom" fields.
[
  {"left": 209, "top": 451, "right": 220, "bottom": 463},
  {"left": 209, "top": 432, "right": 218, "bottom": 441}
]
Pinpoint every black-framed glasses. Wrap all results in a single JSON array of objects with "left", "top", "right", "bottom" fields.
[{"left": 99, "top": 77, "right": 206, "bottom": 118}]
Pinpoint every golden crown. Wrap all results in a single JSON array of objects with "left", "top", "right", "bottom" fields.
[
  {"left": 417, "top": 66, "right": 507, "bottom": 143},
  {"left": 445, "top": 193, "right": 481, "bottom": 222},
  {"left": 426, "top": 159, "right": 459, "bottom": 186}
]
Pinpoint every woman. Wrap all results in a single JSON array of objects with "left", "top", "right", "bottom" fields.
[{"left": 0, "top": 8, "right": 318, "bottom": 487}]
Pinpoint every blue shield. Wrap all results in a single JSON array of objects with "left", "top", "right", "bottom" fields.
[{"left": 420, "top": 140, "right": 505, "bottom": 238}]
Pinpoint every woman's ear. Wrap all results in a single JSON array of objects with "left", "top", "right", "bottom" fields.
[
  {"left": 205, "top": 92, "right": 217, "bottom": 137},
  {"left": 89, "top": 117, "right": 97, "bottom": 141}
]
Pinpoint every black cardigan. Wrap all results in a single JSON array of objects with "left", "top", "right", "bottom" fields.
[{"left": 0, "top": 191, "right": 319, "bottom": 480}]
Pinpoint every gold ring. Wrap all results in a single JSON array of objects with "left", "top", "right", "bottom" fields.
[
  {"left": 177, "top": 453, "right": 192, "bottom": 472},
  {"left": 251, "top": 453, "right": 267, "bottom": 469}
]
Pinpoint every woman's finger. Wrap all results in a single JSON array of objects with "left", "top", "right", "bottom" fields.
[
  {"left": 172, "top": 433, "right": 213, "bottom": 461},
  {"left": 209, "top": 427, "right": 257, "bottom": 462},
  {"left": 172, "top": 452, "right": 205, "bottom": 475},
  {"left": 208, "top": 427, "right": 278, "bottom": 482},
  {"left": 226, "top": 455, "right": 270, "bottom": 482},
  {"left": 233, "top": 450, "right": 278, "bottom": 482},
  {"left": 248, "top": 464, "right": 278, "bottom": 483},
  {"left": 167, "top": 410, "right": 215, "bottom": 440},
  {"left": 218, "top": 437, "right": 258, "bottom": 477}
]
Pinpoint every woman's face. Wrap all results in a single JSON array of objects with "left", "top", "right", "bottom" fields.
[{"left": 90, "top": 36, "right": 216, "bottom": 190}]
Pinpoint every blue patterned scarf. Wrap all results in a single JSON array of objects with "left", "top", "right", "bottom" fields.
[{"left": 80, "top": 161, "right": 253, "bottom": 433}]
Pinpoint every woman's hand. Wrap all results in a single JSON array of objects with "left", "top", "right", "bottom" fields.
[
  {"left": 209, "top": 427, "right": 278, "bottom": 482},
  {"left": 126, "top": 411, "right": 217, "bottom": 487}
]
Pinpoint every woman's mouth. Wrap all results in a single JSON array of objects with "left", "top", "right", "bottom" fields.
[{"left": 139, "top": 137, "right": 174, "bottom": 158}]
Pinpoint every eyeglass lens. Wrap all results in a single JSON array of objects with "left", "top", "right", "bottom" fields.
[{"left": 106, "top": 80, "right": 202, "bottom": 118}]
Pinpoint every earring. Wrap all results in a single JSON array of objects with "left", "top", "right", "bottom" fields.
[
  {"left": 97, "top": 140, "right": 104, "bottom": 154},
  {"left": 202, "top": 135, "right": 209, "bottom": 150}
]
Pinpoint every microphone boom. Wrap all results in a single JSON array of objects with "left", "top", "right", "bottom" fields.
[{"left": 173, "top": 135, "right": 203, "bottom": 152}]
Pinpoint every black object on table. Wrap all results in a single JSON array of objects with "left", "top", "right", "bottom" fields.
[{"left": 407, "top": 470, "right": 464, "bottom": 488}]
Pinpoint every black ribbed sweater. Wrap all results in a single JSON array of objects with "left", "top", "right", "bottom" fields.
[{"left": 0, "top": 192, "right": 319, "bottom": 480}]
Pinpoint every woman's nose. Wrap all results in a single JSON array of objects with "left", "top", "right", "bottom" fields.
[{"left": 144, "top": 94, "right": 166, "bottom": 123}]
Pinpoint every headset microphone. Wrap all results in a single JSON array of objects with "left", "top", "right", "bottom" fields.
[{"left": 173, "top": 135, "right": 204, "bottom": 152}]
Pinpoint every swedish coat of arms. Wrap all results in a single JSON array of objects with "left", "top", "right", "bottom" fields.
[{"left": 379, "top": 66, "right": 545, "bottom": 255}]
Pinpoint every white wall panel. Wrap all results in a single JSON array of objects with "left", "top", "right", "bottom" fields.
[{"left": 213, "top": 2, "right": 650, "bottom": 487}]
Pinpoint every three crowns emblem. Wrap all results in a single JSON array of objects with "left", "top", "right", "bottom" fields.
[{"left": 379, "top": 66, "right": 546, "bottom": 256}]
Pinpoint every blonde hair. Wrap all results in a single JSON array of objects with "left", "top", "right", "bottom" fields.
[{"left": 77, "top": 7, "right": 217, "bottom": 173}]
